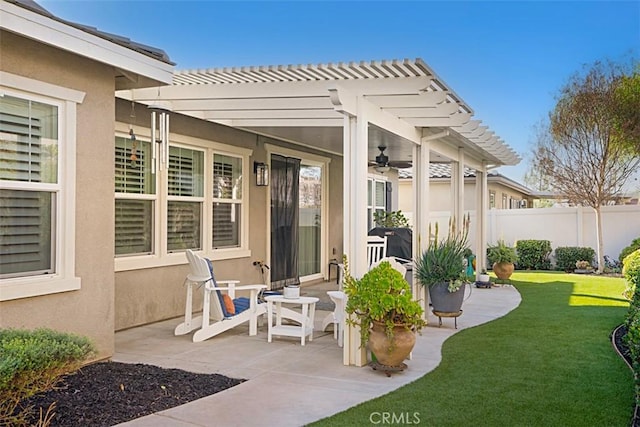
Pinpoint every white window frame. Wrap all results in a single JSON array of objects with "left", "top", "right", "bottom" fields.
[
  {"left": 209, "top": 148, "right": 248, "bottom": 259},
  {"left": 114, "top": 134, "right": 157, "bottom": 257},
  {"left": 166, "top": 142, "right": 205, "bottom": 253},
  {"left": 0, "top": 72, "right": 84, "bottom": 301},
  {"left": 368, "top": 175, "right": 388, "bottom": 230},
  {"left": 115, "top": 123, "right": 252, "bottom": 271}
]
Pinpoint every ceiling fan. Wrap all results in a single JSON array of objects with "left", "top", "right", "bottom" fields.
[{"left": 369, "top": 146, "right": 412, "bottom": 173}]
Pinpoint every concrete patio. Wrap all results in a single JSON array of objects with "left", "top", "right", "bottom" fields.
[{"left": 114, "top": 282, "right": 521, "bottom": 427}]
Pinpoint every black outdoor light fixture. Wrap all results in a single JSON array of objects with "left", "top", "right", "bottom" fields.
[{"left": 254, "top": 161, "right": 269, "bottom": 186}]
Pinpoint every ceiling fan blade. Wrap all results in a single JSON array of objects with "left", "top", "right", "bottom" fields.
[{"left": 388, "top": 160, "right": 412, "bottom": 169}]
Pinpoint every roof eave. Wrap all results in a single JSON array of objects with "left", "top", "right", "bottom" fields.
[{"left": 1, "top": 1, "right": 174, "bottom": 88}]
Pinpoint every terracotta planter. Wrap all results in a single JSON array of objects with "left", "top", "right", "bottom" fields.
[
  {"left": 368, "top": 321, "right": 416, "bottom": 367},
  {"left": 429, "top": 282, "right": 466, "bottom": 313},
  {"left": 493, "top": 262, "right": 514, "bottom": 280}
]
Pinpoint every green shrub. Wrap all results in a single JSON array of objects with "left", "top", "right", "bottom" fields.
[
  {"left": 373, "top": 210, "right": 410, "bottom": 228},
  {"left": 515, "top": 240, "right": 552, "bottom": 270},
  {"left": 620, "top": 237, "right": 640, "bottom": 264},
  {"left": 625, "top": 308, "right": 640, "bottom": 407},
  {"left": 554, "top": 246, "right": 595, "bottom": 272},
  {"left": 623, "top": 249, "right": 640, "bottom": 302},
  {"left": 623, "top": 250, "right": 640, "bottom": 407},
  {"left": 0, "top": 328, "right": 95, "bottom": 426}
]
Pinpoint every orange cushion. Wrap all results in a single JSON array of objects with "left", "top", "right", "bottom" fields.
[{"left": 222, "top": 294, "right": 235, "bottom": 315}]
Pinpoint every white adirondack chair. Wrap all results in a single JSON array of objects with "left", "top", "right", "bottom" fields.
[{"left": 174, "top": 249, "right": 266, "bottom": 342}]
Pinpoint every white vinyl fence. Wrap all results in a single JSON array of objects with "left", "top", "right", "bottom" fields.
[{"left": 427, "top": 205, "right": 640, "bottom": 264}]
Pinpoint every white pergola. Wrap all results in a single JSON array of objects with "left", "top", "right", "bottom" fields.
[{"left": 120, "top": 58, "right": 520, "bottom": 366}]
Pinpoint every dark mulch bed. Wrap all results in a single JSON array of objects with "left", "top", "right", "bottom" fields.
[{"left": 22, "top": 361, "right": 245, "bottom": 427}]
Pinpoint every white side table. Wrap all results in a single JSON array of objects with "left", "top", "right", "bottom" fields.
[
  {"left": 321, "top": 291, "right": 346, "bottom": 348},
  {"left": 265, "top": 295, "right": 319, "bottom": 346}
]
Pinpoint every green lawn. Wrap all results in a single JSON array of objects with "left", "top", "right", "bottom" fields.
[{"left": 311, "top": 272, "right": 634, "bottom": 426}]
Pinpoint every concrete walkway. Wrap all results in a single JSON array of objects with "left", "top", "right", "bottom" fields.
[{"left": 114, "top": 283, "right": 521, "bottom": 427}]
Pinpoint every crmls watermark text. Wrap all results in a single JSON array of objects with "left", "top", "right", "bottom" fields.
[{"left": 369, "top": 412, "right": 421, "bottom": 425}]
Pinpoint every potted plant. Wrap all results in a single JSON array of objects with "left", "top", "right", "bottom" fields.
[
  {"left": 477, "top": 269, "right": 491, "bottom": 288},
  {"left": 487, "top": 240, "right": 518, "bottom": 280},
  {"left": 414, "top": 216, "right": 470, "bottom": 315},
  {"left": 342, "top": 255, "right": 426, "bottom": 368},
  {"left": 574, "top": 260, "right": 594, "bottom": 274},
  {"left": 372, "top": 210, "right": 410, "bottom": 228}
]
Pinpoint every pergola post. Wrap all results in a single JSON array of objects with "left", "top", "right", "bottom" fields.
[
  {"left": 475, "top": 164, "right": 488, "bottom": 278},
  {"left": 342, "top": 101, "right": 370, "bottom": 367},
  {"left": 415, "top": 133, "right": 432, "bottom": 319},
  {"left": 451, "top": 148, "right": 465, "bottom": 233}
]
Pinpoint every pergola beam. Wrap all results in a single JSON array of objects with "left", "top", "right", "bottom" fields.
[
  {"left": 169, "top": 97, "right": 334, "bottom": 111},
  {"left": 330, "top": 87, "right": 422, "bottom": 144},
  {"left": 213, "top": 118, "right": 345, "bottom": 127},
  {"left": 126, "top": 76, "right": 434, "bottom": 101},
  {"left": 364, "top": 90, "right": 446, "bottom": 108},
  {"left": 386, "top": 102, "right": 461, "bottom": 118},
  {"left": 454, "top": 120, "right": 482, "bottom": 133},
  {"left": 404, "top": 113, "right": 472, "bottom": 127},
  {"left": 201, "top": 108, "right": 340, "bottom": 120}
]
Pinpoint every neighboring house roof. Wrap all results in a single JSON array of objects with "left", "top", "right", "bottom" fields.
[
  {"left": 398, "top": 164, "right": 541, "bottom": 198},
  {"left": 398, "top": 164, "right": 497, "bottom": 180},
  {"left": 1, "top": 0, "right": 174, "bottom": 88}
]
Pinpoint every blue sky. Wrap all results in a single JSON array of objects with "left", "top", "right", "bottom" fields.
[{"left": 41, "top": 0, "right": 640, "bottom": 185}]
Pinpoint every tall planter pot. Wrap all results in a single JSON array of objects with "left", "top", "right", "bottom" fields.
[
  {"left": 429, "top": 282, "right": 466, "bottom": 313},
  {"left": 493, "top": 262, "right": 514, "bottom": 280},
  {"left": 368, "top": 321, "right": 416, "bottom": 367}
]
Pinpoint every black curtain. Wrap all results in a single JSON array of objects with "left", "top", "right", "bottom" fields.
[{"left": 270, "top": 154, "right": 301, "bottom": 290}]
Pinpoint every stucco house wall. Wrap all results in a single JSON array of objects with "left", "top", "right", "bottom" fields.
[
  {"left": 398, "top": 177, "right": 535, "bottom": 217},
  {"left": 0, "top": 30, "right": 116, "bottom": 360},
  {"left": 488, "top": 182, "right": 534, "bottom": 209}
]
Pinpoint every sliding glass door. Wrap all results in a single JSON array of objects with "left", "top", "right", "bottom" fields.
[{"left": 298, "top": 165, "right": 322, "bottom": 277}]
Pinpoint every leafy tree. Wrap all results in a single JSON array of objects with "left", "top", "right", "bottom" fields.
[
  {"left": 612, "top": 67, "right": 640, "bottom": 155},
  {"left": 531, "top": 59, "right": 640, "bottom": 273},
  {"left": 523, "top": 126, "right": 557, "bottom": 208}
]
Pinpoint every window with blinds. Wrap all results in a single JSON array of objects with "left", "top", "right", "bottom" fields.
[
  {"left": 114, "top": 136, "right": 155, "bottom": 256},
  {"left": 113, "top": 130, "right": 249, "bottom": 265},
  {"left": 167, "top": 146, "right": 203, "bottom": 252},
  {"left": 0, "top": 95, "right": 58, "bottom": 278},
  {"left": 212, "top": 154, "right": 242, "bottom": 248}
]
